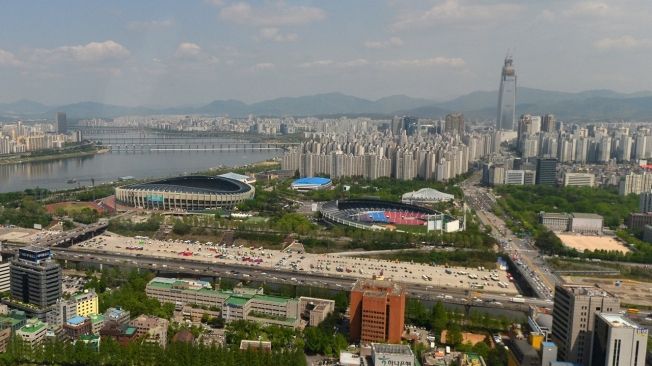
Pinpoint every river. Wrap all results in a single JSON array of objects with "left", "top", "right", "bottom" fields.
[{"left": 0, "top": 135, "right": 281, "bottom": 193}]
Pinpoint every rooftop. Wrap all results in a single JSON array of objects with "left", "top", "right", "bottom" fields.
[
  {"left": 572, "top": 212, "right": 603, "bottom": 219},
  {"left": 292, "top": 177, "right": 332, "bottom": 185},
  {"left": 598, "top": 313, "right": 645, "bottom": 329},
  {"left": 18, "top": 320, "right": 46, "bottom": 334},
  {"left": 561, "top": 284, "right": 614, "bottom": 298},
  {"left": 372, "top": 343, "right": 414, "bottom": 356},
  {"left": 89, "top": 313, "right": 105, "bottom": 323},
  {"left": 352, "top": 279, "right": 404, "bottom": 296},
  {"left": 67, "top": 316, "right": 87, "bottom": 326},
  {"left": 225, "top": 296, "right": 250, "bottom": 307},
  {"left": 402, "top": 188, "right": 454, "bottom": 201},
  {"left": 252, "top": 294, "right": 291, "bottom": 304}
]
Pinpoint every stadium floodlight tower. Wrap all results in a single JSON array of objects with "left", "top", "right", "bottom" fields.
[{"left": 497, "top": 55, "right": 517, "bottom": 131}]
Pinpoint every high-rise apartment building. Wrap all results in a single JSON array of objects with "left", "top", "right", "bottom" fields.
[
  {"left": 349, "top": 279, "right": 405, "bottom": 344},
  {"left": 535, "top": 158, "right": 557, "bottom": 185},
  {"left": 0, "top": 256, "right": 10, "bottom": 293},
  {"left": 10, "top": 247, "right": 62, "bottom": 308},
  {"left": 497, "top": 56, "right": 517, "bottom": 131},
  {"left": 55, "top": 112, "right": 67, "bottom": 134},
  {"left": 551, "top": 284, "right": 620, "bottom": 366},
  {"left": 591, "top": 313, "right": 648, "bottom": 366},
  {"left": 639, "top": 191, "right": 652, "bottom": 213},
  {"left": 542, "top": 114, "right": 557, "bottom": 133},
  {"left": 445, "top": 113, "right": 464, "bottom": 135}
]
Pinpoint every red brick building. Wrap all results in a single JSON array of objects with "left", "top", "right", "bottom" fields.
[{"left": 349, "top": 279, "right": 405, "bottom": 344}]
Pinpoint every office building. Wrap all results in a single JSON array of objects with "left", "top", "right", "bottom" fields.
[
  {"left": 10, "top": 247, "right": 61, "bottom": 308},
  {"left": 535, "top": 158, "right": 557, "bottom": 185},
  {"left": 563, "top": 173, "right": 595, "bottom": 187},
  {"left": 551, "top": 285, "right": 620, "bottom": 366},
  {"left": 497, "top": 56, "right": 517, "bottom": 131},
  {"left": 445, "top": 113, "right": 464, "bottom": 135},
  {"left": 505, "top": 170, "right": 525, "bottom": 185},
  {"left": 402, "top": 116, "right": 419, "bottom": 136},
  {"left": 349, "top": 279, "right": 405, "bottom": 344},
  {"left": 591, "top": 313, "right": 648, "bottom": 366},
  {"left": 55, "top": 112, "right": 67, "bottom": 134},
  {"left": 48, "top": 298, "right": 78, "bottom": 327}
]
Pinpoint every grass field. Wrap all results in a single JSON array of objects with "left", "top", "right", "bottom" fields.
[{"left": 44, "top": 201, "right": 101, "bottom": 214}]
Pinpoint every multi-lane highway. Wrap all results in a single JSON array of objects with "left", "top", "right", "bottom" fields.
[
  {"left": 461, "top": 172, "right": 561, "bottom": 301},
  {"left": 0, "top": 242, "right": 549, "bottom": 311}
]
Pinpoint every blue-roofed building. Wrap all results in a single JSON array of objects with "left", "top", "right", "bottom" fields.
[
  {"left": 290, "top": 177, "right": 332, "bottom": 191},
  {"left": 64, "top": 315, "right": 91, "bottom": 340}
]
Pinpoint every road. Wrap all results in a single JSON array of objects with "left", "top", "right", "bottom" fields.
[{"left": 461, "top": 172, "right": 560, "bottom": 300}]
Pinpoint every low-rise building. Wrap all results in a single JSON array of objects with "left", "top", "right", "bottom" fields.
[
  {"left": 507, "top": 339, "right": 540, "bottom": 366},
  {"left": 64, "top": 315, "right": 91, "bottom": 340},
  {"left": 371, "top": 343, "right": 415, "bottom": 366},
  {"left": 0, "top": 310, "right": 27, "bottom": 333},
  {"left": 563, "top": 173, "right": 595, "bottom": 187},
  {"left": 145, "top": 277, "right": 229, "bottom": 309},
  {"left": 298, "top": 297, "right": 335, "bottom": 326},
  {"left": 540, "top": 212, "right": 571, "bottom": 232},
  {"left": 74, "top": 290, "right": 99, "bottom": 317},
  {"left": 569, "top": 213, "right": 603, "bottom": 234},
  {"left": 458, "top": 352, "right": 487, "bottom": 366},
  {"left": 104, "top": 307, "right": 130, "bottom": 328},
  {"left": 627, "top": 212, "right": 652, "bottom": 231},
  {"left": 0, "top": 328, "right": 10, "bottom": 353},
  {"left": 129, "top": 315, "right": 169, "bottom": 349},
  {"left": 89, "top": 313, "right": 104, "bottom": 335},
  {"left": 16, "top": 319, "right": 48, "bottom": 348}
]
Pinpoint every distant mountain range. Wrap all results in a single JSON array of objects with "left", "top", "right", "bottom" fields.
[{"left": 3, "top": 88, "right": 652, "bottom": 121}]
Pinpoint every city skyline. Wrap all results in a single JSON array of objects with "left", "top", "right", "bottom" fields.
[{"left": 2, "top": 1, "right": 652, "bottom": 106}]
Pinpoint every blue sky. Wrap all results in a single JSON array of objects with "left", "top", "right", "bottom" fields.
[{"left": 1, "top": 0, "right": 651, "bottom": 106}]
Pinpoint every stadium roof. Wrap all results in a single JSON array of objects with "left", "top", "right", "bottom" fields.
[
  {"left": 401, "top": 188, "right": 454, "bottom": 202},
  {"left": 292, "top": 177, "right": 332, "bottom": 186},
  {"left": 219, "top": 172, "right": 253, "bottom": 182},
  {"left": 124, "top": 175, "right": 251, "bottom": 194}
]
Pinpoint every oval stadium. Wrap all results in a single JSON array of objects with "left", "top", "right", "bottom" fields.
[
  {"left": 320, "top": 199, "right": 460, "bottom": 232},
  {"left": 115, "top": 176, "right": 255, "bottom": 211}
]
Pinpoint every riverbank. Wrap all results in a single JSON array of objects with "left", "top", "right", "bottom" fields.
[{"left": 0, "top": 145, "right": 108, "bottom": 166}]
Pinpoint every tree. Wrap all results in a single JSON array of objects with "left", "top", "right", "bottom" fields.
[
  {"left": 446, "top": 324, "right": 463, "bottom": 346},
  {"left": 430, "top": 301, "right": 448, "bottom": 334},
  {"left": 173, "top": 220, "right": 192, "bottom": 235}
]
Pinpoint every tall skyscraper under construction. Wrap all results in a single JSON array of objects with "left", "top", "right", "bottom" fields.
[{"left": 497, "top": 56, "right": 517, "bottom": 131}]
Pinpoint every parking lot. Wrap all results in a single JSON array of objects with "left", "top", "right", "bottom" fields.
[{"left": 71, "top": 232, "right": 519, "bottom": 295}]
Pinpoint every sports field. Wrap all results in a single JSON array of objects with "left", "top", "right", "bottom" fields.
[{"left": 557, "top": 233, "right": 630, "bottom": 254}]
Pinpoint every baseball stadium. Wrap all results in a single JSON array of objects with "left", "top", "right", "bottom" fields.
[
  {"left": 320, "top": 199, "right": 460, "bottom": 232},
  {"left": 115, "top": 175, "right": 254, "bottom": 211}
]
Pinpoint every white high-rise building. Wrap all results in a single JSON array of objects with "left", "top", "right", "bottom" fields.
[{"left": 591, "top": 313, "right": 648, "bottom": 366}]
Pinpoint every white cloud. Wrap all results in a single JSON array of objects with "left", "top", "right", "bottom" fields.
[
  {"left": 563, "top": 1, "right": 611, "bottom": 17},
  {"left": 379, "top": 57, "right": 465, "bottom": 68},
  {"left": 258, "top": 27, "right": 299, "bottom": 43},
  {"left": 298, "top": 59, "right": 368, "bottom": 68},
  {"left": 0, "top": 49, "right": 22, "bottom": 67},
  {"left": 299, "top": 59, "right": 334, "bottom": 68},
  {"left": 594, "top": 35, "right": 652, "bottom": 50},
  {"left": 392, "top": 0, "right": 521, "bottom": 30},
  {"left": 219, "top": 2, "right": 326, "bottom": 27},
  {"left": 33, "top": 40, "right": 130, "bottom": 63},
  {"left": 175, "top": 42, "right": 202, "bottom": 58},
  {"left": 364, "top": 37, "right": 403, "bottom": 49},
  {"left": 127, "top": 19, "right": 175, "bottom": 31},
  {"left": 252, "top": 62, "right": 275, "bottom": 71}
]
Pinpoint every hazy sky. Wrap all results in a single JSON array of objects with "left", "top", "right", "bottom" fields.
[{"left": 1, "top": 0, "right": 651, "bottom": 106}]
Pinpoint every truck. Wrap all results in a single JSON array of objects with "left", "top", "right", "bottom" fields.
[{"left": 510, "top": 297, "right": 525, "bottom": 303}]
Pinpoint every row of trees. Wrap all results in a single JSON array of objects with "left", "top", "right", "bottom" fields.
[
  {"left": 0, "top": 336, "right": 306, "bottom": 366},
  {"left": 0, "top": 197, "right": 51, "bottom": 228},
  {"left": 107, "top": 215, "right": 162, "bottom": 236}
]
